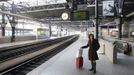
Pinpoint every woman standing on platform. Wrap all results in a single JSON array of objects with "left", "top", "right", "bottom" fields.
[{"left": 81, "top": 34, "right": 100, "bottom": 73}]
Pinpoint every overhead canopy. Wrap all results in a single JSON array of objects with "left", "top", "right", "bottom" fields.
[{"left": 0, "top": 0, "right": 134, "bottom": 29}]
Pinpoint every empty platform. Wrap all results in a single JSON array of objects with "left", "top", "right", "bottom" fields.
[
  {"left": 27, "top": 35, "right": 134, "bottom": 75},
  {"left": 0, "top": 39, "right": 49, "bottom": 51}
]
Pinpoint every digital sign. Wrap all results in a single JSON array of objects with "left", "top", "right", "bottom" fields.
[{"left": 71, "top": 10, "right": 89, "bottom": 21}]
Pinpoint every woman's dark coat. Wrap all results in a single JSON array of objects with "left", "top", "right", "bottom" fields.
[{"left": 82, "top": 39, "right": 100, "bottom": 60}]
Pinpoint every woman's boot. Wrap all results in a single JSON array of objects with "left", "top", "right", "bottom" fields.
[
  {"left": 89, "top": 61, "right": 93, "bottom": 71},
  {"left": 93, "top": 62, "right": 96, "bottom": 73}
]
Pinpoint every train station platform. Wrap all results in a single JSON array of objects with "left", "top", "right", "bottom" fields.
[
  {"left": 0, "top": 39, "right": 46, "bottom": 51},
  {"left": 0, "top": 36, "right": 66, "bottom": 51},
  {"left": 27, "top": 35, "right": 134, "bottom": 75}
]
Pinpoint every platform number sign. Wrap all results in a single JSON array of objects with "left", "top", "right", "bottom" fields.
[{"left": 103, "top": 0, "right": 114, "bottom": 16}]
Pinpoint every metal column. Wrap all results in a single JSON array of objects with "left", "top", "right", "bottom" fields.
[
  {"left": 118, "top": 0, "right": 125, "bottom": 40},
  {"left": 95, "top": 0, "right": 99, "bottom": 39},
  {"left": 118, "top": 18, "right": 122, "bottom": 39},
  {"left": 60, "top": 25, "right": 62, "bottom": 37},
  {"left": 107, "top": 24, "right": 110, "bottom": 35},
  {"left": 49, "top": 23, "right": 52, "bottom": 37},
  {"left": 1, "top": 27, "right": 5, "bottom": 36},
  {"left": 11, "top": 26, "right": 15, "bottom": 42},
  {"left": 1, "top": 3, "right": 6, "bottom": 36},
  {"left": 10, "top": 2, "right": 17, "bottom": 42}
]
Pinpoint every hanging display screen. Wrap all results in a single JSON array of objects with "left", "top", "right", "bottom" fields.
[{"left": 71, "top": 10, "right": 89, "bottom": 21}]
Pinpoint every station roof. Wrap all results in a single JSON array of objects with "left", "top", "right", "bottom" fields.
[
  {"left": 21, "top": 0, "right": 134, "bottom": 27},
  {"left": 12, "top": 0, "right": 66, "bottom": 6},
  {"left": 0, "top": 0, "right": 134, "bottom": 29}
]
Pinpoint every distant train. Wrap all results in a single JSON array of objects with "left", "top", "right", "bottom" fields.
[{"left": 36, "top": 28, "right": 50, "bottom": 39}]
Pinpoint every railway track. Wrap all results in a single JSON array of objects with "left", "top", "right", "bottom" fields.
[
  {"left": 0, "top": 36, "right": 72, "bottom": 63},
  {"left": 0, "top": 35, "right": 79, "bottom": 75}
]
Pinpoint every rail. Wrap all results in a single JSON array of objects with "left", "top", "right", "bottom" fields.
[{"left": 0, "top": 35, "right": 79, "bottom": 75}]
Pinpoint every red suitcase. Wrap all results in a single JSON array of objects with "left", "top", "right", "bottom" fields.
[{"left": 76, "top": 56, "right": 83, "bottom": 68}]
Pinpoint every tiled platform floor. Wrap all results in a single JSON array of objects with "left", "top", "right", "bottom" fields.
[{"left": 27, "top": 35, "right": 134, "bottom": 75}]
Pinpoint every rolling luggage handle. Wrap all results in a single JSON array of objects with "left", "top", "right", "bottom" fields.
[{"left": 76, "top": 48, "right": 83, "bottom": 57}]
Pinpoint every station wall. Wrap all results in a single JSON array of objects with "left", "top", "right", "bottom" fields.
[{"left": 126, "top": 18, "right": 134, "bottom": 56}]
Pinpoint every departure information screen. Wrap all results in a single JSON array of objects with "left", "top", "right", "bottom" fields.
[{"left": 71, "top": 10, "right": 89, "bottom": 21}]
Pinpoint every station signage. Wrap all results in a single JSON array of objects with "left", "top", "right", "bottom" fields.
[
  {"left": 66, "top": 0, "right": 89, "bottom": 21},
  {"left": 71, "top": 10, "right": 89, "bottom": 21},
  {"left": 103, "top": 0, "right": 114, "bottom": 16}
]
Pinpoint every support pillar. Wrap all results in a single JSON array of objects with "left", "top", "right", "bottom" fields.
[
  {"left": 117, "top": 0, "right": 125, "bottom": 39},
  {"left": 65, "top": 28, "right": 67, "bottom": 35},
  {"left": 60, "top": 25, "right": 63, "bottom": 37},
  {"left": 11, "top": 26, "right": 15, "bottom": 42},
  {"left": 118, "top": 18, "right": 123, "bottom": 39},
  {"left": 10, "top": 2, "right": 17, "bottom": 42},
  {"left": 1, "top": 27, "right": 5, "bottom": 36},
  {"left": 1, "top": 3, "right": 7, "bottom": 36},
  {"left": 49, "top": 23, "right": 52, "bottom": 37},
  {"left": 10, "top": 19, "right": 16, "bottom": 42},
  {"left": 107, "top": 24, "right": 110, "bottom": 35},
  {"left": 95, "top": 0, "right": 99, "bottom": 39}
]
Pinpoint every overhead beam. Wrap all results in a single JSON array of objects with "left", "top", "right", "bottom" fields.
[
  {"left": 0, "top": 10, "right": 34, "bottom": 20},
  {"left": 126, "top": 12, "right": 134, "bottom": 17},
  {"left": 20, "top": 3, "right": 103, "bottom": 13},
  {"left": 87, "top": 4, "right": 102, "bottom": 7},
  {"left": 20, "top": 7, "right": 65, "bottom": 13}
]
